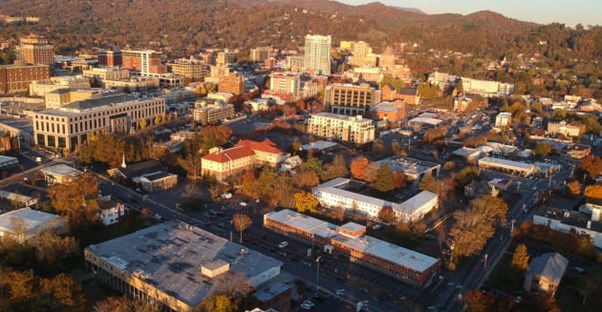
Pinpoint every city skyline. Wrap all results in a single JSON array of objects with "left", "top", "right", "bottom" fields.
[{"left": 339, "top": 0, "right": 601, "bottom": 27}]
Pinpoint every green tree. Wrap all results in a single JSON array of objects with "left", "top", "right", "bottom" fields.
[
  {"left": 511, "top": 244, "right": 530, "bottom": 271},
  {"left": 374, "top": 163, "right": 394, "bottom": 193},
  {"left": 534, "top": 143, "right": 553, "bottom": 156},
  {"left": 301, "top": 157, "right": 323, "bottom": 179}
]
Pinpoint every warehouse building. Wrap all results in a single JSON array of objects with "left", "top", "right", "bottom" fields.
[
  {"left": 264, "top": 209, "right": 440, "bottom": 287},
  {"left": 478, "top": 157, "right": 536, "bottom": 177},
  {"left": 85, "top": 221, "right": 282, "bottom": 312}
]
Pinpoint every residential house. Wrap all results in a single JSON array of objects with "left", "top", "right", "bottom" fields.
[{"left": 524, "top": 253, "right": 568, "bottom": 297}]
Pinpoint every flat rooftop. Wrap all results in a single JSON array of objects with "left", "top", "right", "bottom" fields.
[
  {"left": 0, "top": 208, "right": 62, "bottom": 234},
  {"left": 311, "top": 112, "right": 373, "bottom": 123},
  {"left": 85, "top": 221, "right": 282, "bottom": 308},
  {"left": 265, "top": 209, "right": 438, "bottom": 273},
  {"left": 376, "top": 156, "right": 440, "bottom": 177},
  {"left": 41, "top": 164, "right": 82, "bottom": 177},
  {"left": 452, "top": 147, "right": 480, "bottom": 157},
  {"left": 302, "top": 140, "right": 338, "bottom": 151},
  {"left": 408, "top": 117, "right": 442, "bottom": 126},
  {"left": 478, "top": 157, "right": 535, "bottom": 171},
  {"left": 394, "top": 191, "right": 438, "bottom": 215}
]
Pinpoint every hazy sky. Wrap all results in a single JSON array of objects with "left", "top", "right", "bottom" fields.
[{"left": 337, "top": 0, "right": 601, "bottom": 27}]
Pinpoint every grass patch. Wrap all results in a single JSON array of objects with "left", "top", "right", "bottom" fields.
[{"left": 556, "top": 265, "right": 602, "bottom": 312}]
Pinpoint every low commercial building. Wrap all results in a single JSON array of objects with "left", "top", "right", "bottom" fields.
[
  {"left": 83, "top": 67, "right": 130, "bottom": 82},
  {"left": 312, "top": 178, "right": 438, "bottom": 222},
  {"left": 45, "top": 89, "right": 97, "bottom": 109},
  {"left": 451, "top": 147, "right": 481, "bottom": 163},
  {"left": 251, "top": 282, "right": 291, "bottom": 312},
  {"left": 0, "top": 208, "right": 66, "bottom": 242},
  {"left": 264, "top": 209, "right": 440, "bottom": 287},
  {"left": 478, "top": 157, "right": 535, "bottom": 177},
  {"left": 566, "top": 144, "right": 591, "bottom": 159},
  {"left": 139, "top": 171, "right": 178, "bottom": 193},
  {"left": 0, "top": 189, "right": 38, "bottom": 208},
  {"left": 547, "top": 121, "right": 583, "bottom": 137},
  {"left": 245, "top": 99, "right": 271, "bottom": 112},
  {"left": 29, "top": 76, "right": 91, "bottom": 97},
  {"left": 85, "top": 221, "right": 282, "bottom": 312},
  {"left": 33, "top": 93, "right": 166, "bottom": 151},
  {"left": 307, "top": 113, "right": 375, "bottom": 144},
  {"left": 370, "top": 101, "right": 406, "bottom": 123},
  {"left": 192, "top": 100, "right": 234, "bottom": 125},
  {"left": 408, "top": 116, "right": 443, "bottom": 129},
  {"left": 453, "top": 97, "right": 473, "bottom": 112},
  {"left": 40, "top": 164, "right": 82, "bottom": 185},
  {"left": 524, "top": 253, "right": 568, "bottom": 297}
]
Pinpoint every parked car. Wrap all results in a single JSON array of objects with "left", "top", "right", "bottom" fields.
[{"left": 278, "top": 241, "right": 288, "bottom": 248}]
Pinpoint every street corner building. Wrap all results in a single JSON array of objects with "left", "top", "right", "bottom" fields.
[
  {"left": 84, "top": 221, "right": 283, "bottom": 312},
  {"left": 263, "top": 209, "right": 441, "bottom": 288}
]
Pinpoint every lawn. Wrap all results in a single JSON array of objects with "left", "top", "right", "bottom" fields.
[
  {"left": 556, "top": 265, "right": 602, "bottom": 312},
  {"left": 485, "top": 253, "right": 525, "bottom": 294}
]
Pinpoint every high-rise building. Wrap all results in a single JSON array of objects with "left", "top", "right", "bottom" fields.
[
  {"left": 307, "top": 113, "right": 375, "bottom": 144},
  {"left": 304, "top": 35, "right": 331, "bottom": 75},
  {"left": 33, "top": 93, "right": 165, "bottom": 151},
  {"left": 269, "top": 73, "right": 301, "bottom": 101},
  {"left": 379, "top": 47, "right": 396, "bottom": 69},
  {"left": 0, "top": 64, "right": 50, "bottom": 95},
  {"left": 324, "top": 83, "right": 380, "bottom": 116},
  {"left": 122, "top": 50, "right": 167, "bottom": 75},
  {"left": 216, "top": 51, "right": 236, "bottom": 66},
  {"left": 167, "top": 58, "right": 209, "bottom": 81},
  {"left": 349, "top": 41, "right": 376, "bottom": 68},
  {"left": 16, "top": 35, "right": 54, "bottom": 65},
  {"left": 250, "top": 47, "right": 270, "bottom": 63},
  {"left": 97, "top": 49, "right": 122, "bottom": 67},
  {"left": 218, "top": 73, "right": 244, "bottom": 95}
]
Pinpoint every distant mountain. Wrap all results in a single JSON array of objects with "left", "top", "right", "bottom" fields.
[{"left": 0, "top": 0, "right": 598, "bottom": 65}]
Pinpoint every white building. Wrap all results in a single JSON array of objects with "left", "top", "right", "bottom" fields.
[
  {"left": 304, "top": 34, "right": 331, "bottom": 75},
  {"left": 40, "top": 164, "right": 83, "bottom": 185},
  {"left": 307, "top": 113, "right": 375, "bottom": 144},
  {"left": 533, "top": 204, "right": 602, "bottom": 248},
  {"left": 245, "top": 99, "right": 271, "bottom": 112},
  {"left": 312, "top": 178, "right": 438, "bottom": 222},
  {"left": 478, "top": 157, "right": 535, "bottom": 177},
  {"left": 99, "top": 200, "right": 126, "bottom": 226},
  {"left": 0, "top": 208, "right": 66, "bottom": 242},
  {"left": 495, "top": 112, "right": 512, "bottom": 127}
]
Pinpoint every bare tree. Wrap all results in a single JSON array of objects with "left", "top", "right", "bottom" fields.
[{"left": 232, "top": 214, "right": 252, "bottom": 243}]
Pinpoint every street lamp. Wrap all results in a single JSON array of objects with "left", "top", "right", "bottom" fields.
[
  {"left": 449, "top": 243, "right": 455, "bottom": 266},
  {"left": 316, "top": 256, "right": 322, "bottom": 293}
]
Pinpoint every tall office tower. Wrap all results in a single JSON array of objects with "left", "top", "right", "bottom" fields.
[
  {"left": 304, "top": 34, "right": 331, "bottom": 75},
  {"left": 122, "top": 50, "right": 167, "bottom": 76},
  {"left": 17, "top": 35, "right": 54, "bottom": 65}
]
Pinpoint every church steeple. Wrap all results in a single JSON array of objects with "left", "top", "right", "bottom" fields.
[{"left": 121, "top": 153, "right": 127, "bottom": 168}]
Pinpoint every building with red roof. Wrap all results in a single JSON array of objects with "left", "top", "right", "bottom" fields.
[{"left": 201, "top": 139, "right": 287, "bottom": 181}]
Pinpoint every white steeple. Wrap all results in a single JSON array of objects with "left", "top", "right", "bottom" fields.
[{"left": 121, "top": 153, "right": 127, "bottom": 168}]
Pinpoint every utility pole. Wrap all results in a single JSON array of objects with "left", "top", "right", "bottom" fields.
[
  {"left": 511, "top": 219, "right": 516, "bottom": 233},
  {"left": 316, "top": 256, "right": 322, "bottom": 293},
  {"left": 483, "top": 253, "right": 489, "bottom": 269}
]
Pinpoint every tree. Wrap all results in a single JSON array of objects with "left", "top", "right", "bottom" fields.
[
  {"left": 240, "top": 171, "right": 259, "bottom": 199},
  {"left": 512, "top": 244, "right": 530, "bottom": 271},
  {"left": 456, "top": 166, "right": 480, "bottom": 187},
  {"left": 291, "top": 138, "right": 302, "bottom": 153},
  {"left": 139, "top": 119, "right": 147, "bottom": 129},
  {"left": 232, "top": 213, "right": 252, "bottom": 243},
  {"left": 48, "top": 173, "right": 100, "bottom": 230},
  {"left": 374, "top": 164, "right": 394, "bottom": 193},
  {"left": 363, "top": 162, "right": 380, "bottom": 183},
  {"left": 292, "top": 170, "right": 320, "bottom": 189},
  {"left": 154, "top": 115, "right": 161, "bottom": 125},
  {"left": 393, "top": 172, "right": 406, "bottom": 189},
  {"left": 585, "top": 185, "right": 602, "bottom": 202},
  {"left": 294, "top": 191, "right": 319, "bottom": 213},
  {"left": 579, "top": 155, "right": 602, "bottom": 178},
  {"left": 197, "top": 294, "right": 238, "bottom": 312},
  {"left": 566, "top": 180, "right": 581, "bottom": 197},
  {"left": 465, "top": 290, "right": 495, "bottom": 312},
  {"left": 258, "top": 165, "right": 277, "bottom": 198},
  {"left": 301, "top": 157, "right": 323, "bottom": 179},
  {"left": 34, "top": 231, "right": 78, "bottom": 268},
  {"left": 331, "top": 154, "right": 348, "bottom": 178},
  {"left": 534, "top": 143, "right": 553, "bottom": 156},
  {"left": 378, "top": 206, "right": 396, "bottom": 223},
  {"left": 350, "top": 157, "right": 369, "bottom": 180}
]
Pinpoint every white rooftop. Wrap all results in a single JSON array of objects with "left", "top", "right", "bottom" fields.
[
  {"left": 0, "top": 208, "right": 63, "bottom": 236},
  {"left": 408, "top": 117, "right": 443, "bottom": 126},
  {"left": 302, "top": 140, "right": 338, "bottom": 151},
  {"left": 394, "top": 191, "right": 438, "bottom": 215},
  {"left": 311, "top": 112, "right": 373, "bottom": 123},
  {"left": 266, "top": 209, "right": 438, "bottom": 272},
  {"left": 0, "top": 155, "right": 18, "bottom": 166},
  {"left": 478, "top": 157, "right": 535, "bottom": 171},
  {"left": 41, "top": 164, "right": 82, "bottom": 177}
]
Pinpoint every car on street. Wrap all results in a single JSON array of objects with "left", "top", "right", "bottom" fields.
[{"left": 278, "top": 241, "right": 288, "bottom": 248}]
